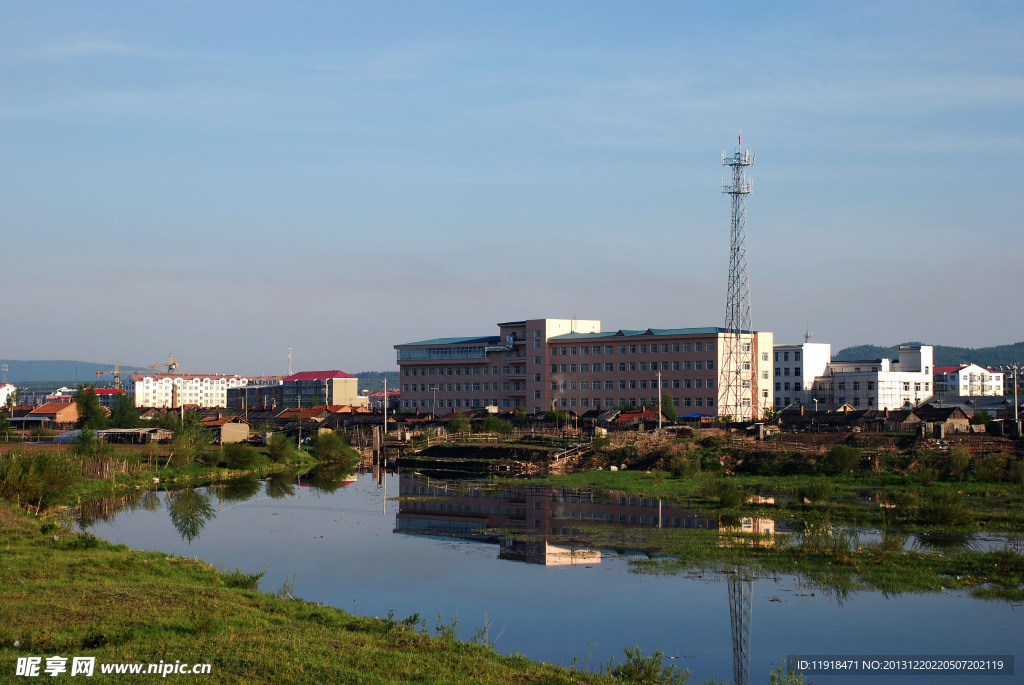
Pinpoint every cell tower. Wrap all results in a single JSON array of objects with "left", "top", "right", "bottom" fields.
[{"left": 722, "top": 135, "right": 755, "bottom": 420}]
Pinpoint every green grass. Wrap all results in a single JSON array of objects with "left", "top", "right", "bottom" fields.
[{"left": 0, "top": 501, "right": 613, "bottom": 684}]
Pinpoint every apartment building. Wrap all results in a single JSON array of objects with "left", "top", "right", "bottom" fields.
[
  {"left": 772, "top": 342, "right": 832, "bottom": 409},
  {"left": 395, "top": 318, "right": 773, "bottom": 420},
  {"left": 124, "top": 374, "right": 253, "bottom": 409},
  {"left": 811, "top": 345, "right": 934, "bottom": 410},
  {"left": 933, "top": 364, "right": 1003, "bottom": 397},
  {"left": 226, "top": 371, "right": 366, "bottom": 409}
]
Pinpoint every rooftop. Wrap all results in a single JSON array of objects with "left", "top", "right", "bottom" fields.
[{"left": 396, "top": 336, "right": 501, "bottom": 347}]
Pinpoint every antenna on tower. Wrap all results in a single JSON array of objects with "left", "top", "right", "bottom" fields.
[
  {"left": 722, "top": 134, "right": 755, "bottom": 420},
  {"left": 804, "top": 325, "right": 813, "bottom": 344}
]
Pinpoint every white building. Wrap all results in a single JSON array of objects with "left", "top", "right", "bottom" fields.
[
  {"left": 811, "top": 345, "right": 934, "bottom": 410},
  {"left": 124, "top": 374, "right": 254, "bottom": 409},
  {"left": 772, "top": 342, "right": 831, "bottom": 409},
  {"left": 933, "top": 364, "right": 1003, "bottom": 397},
  {"left": 0, "top": 383, "right": 16, "bottom": 407}
]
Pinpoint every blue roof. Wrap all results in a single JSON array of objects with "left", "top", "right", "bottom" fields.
[{"left": 396, "top": 336, "right": 500, "bottom": 347}]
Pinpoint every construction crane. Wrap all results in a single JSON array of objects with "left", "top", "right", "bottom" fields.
[
  {"left": 148, "top": 353, "right": 179, "bottom": 374},
  {"left": 95, "top": 361, "right": 122, "bottom": 390}
]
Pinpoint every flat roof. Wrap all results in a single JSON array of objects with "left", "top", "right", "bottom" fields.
[
  {"left": 396, "top": 336, "right": 501, "bottom": 347},
  {"left": 550, "top": 327, "right": 753, "bottom": 340}
]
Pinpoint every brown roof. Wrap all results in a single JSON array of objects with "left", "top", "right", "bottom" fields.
[{"left": 29, "top": 402, "right": 77, "bottom": 415}]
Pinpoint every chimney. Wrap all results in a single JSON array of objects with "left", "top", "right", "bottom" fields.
[{"left": 800, "top": 404, "right": 804, "bottom": 416}]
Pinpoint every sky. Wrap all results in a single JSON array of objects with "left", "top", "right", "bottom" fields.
[{"left": 2, "top": 1, "right": 1022, "bottom": 376}]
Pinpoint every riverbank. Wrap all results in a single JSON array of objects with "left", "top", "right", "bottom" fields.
[{"left": 0, "top": 499, "right": 617, "bottom": 684}]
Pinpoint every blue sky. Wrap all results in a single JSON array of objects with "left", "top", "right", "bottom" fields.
[{"left": 2, "top": 1, "right": 1021, "bottom": 375}]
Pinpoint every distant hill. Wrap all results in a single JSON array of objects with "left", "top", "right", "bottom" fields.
[
  {"left": 833, "top": 342, "right": 1024, "bottom": 368},
  {"left": 0, "top": 360, "right": 403, "bottom": 390},
  {"left": 354, "top": 371, "right": 400, "bottom": 392},
  {"left": 0, "top": 359, "right": 149, "bottom": 384}
]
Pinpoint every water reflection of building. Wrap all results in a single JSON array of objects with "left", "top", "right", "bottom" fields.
[
  {"left": 394, "top": 474, "right": 725, "bottom": 565},
  {"left": 499, "top": 540, "right": 602, "bottom": 566}
]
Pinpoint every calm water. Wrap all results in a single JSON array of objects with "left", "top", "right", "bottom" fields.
[{"left": 80, "top": 472, "right": 1022, "bottom": 684}]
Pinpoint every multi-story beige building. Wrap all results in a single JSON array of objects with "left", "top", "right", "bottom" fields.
[{"left": 395, "top": 318, "right": 773, "bottom": 420}]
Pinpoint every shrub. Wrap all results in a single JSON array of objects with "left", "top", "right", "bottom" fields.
[
  {"left": 919, "top": 489, "right": 968, "bottom": 526},
  {"left": 669, "top": 455, "right": 699, "bottom": 479},
  {"left": 820, "top": 444, "right": 862, "bottom": 475},
  {"left": 447, "top": 412, "right": 471, "bottom": 434},
  {"left": 267, "top": 434, "right": 297, "bottom": 464},
  {"left": 606, "top": 646, "right": 691, "bottom": 685},
  {"left": 796, "top": 477, "right": 833, "bottom": 503},
  {"left": 480, "top": 415, "right": 513, "bottom": 435},
  {"left": 223, "top": 443, "right": 261, "bottom": 469},
  {"left": 220, "top": 567, "right": 267, "bottom": 591},
  {"left": 948, "top": 445, "right": 970, "bottom": 482},
  {"left": 0, "top": 451, "right": 79, "bottom": 507}
]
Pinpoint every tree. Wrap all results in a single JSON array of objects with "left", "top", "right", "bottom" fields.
[
  {"left": 480, "top": 414, "right": 513, "bottom": 435},
  {"left": 74, "top": 384, "right": 108, "bottom": 430},
  {"left": 660, "top": 391, "right": 677, "bottom": 423},
  {"left": 311, "top": 431, "right": 359, "bottom": 469},
  {"left": 0, "top": 412, "right": 12, "bottom": 441},
  {"left": 448, "top": 412, "right": 471, "bottom": 434},
  {"left": 109, "top": 393, "right": 140, "bottom": 429},
  {"left": 169, "top": 410, "right": 210, "bottom": 467},
  {"left": 970, "top": 409, "right": 992, "bottom": 426},
  {"left": 544, "top": 410, "right": 568, "bottom": 424}
]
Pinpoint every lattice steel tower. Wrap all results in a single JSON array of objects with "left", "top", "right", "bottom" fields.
[
  {"left": 722, "top": 136, "right": 755, "bottom": 420},
  {"left": 728, "top": 575, "right": 753, "bottom": 685}
]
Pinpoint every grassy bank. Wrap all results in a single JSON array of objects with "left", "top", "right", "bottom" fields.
[{"left": 0, "top": 500, "right": 614, "bottom": 684}]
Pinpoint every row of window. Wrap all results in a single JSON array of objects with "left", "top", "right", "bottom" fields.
[
  {"left": 552, "top": 397, "right": 716, "bottom": 408},
  {"left": 404, "top": 365, "right": 521, "bottom": 377},
  {"left": 550, "top": 342, "right": 714, "bottom": 356},
  {"left": 552, "top": 360, "right": 715, "bottom": 373},
  {"left": 404, "top": 382, "right": 519, "bottom": 392},
  {"left": 775, "top": 367, "right": 802, "bottom": 376},
  {"left": 551, "top": 378, "right": 715, "bottom": 390},
  {"left": 400, "top": 396, "right": 717, "bottom": 410},
  {"left": 402, "top": 398, "right": 517, "bottom": 409},
  {"left": 775, "top": 351, "right": 802, "bottom": 362}
]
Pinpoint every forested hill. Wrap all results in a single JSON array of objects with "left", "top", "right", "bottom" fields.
[
  {"left": 0, "top": 360, "right": 148, "bottom": 384},
  {"left": 833, "top": 342, "right": 1024, "bottom": 367},
  {"left": 0, "top": 360, "right": 401, "bottom": 389}
]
